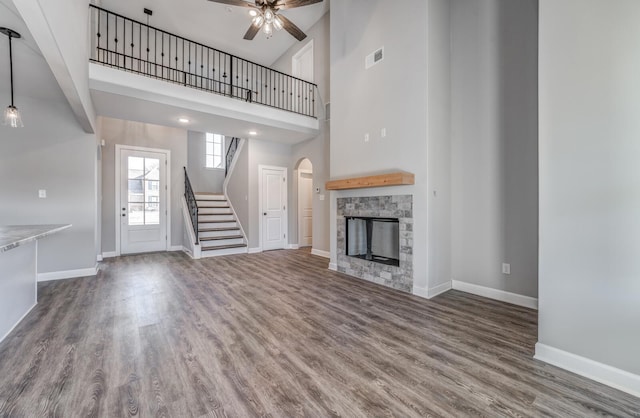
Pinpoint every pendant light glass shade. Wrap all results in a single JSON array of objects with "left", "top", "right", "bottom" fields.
[{"left": 4, "top": 105, "right": 23, "bottom": 128}]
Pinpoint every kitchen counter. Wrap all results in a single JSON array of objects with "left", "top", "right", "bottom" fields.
[{"left": 0, "top": 224, "right": 71, "bottom": 342}]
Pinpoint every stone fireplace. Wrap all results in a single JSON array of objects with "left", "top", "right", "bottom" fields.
[{"left": 336, "top": 195, "right": 413, "bottom": 293}]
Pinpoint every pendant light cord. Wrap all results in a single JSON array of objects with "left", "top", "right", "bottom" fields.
[{"left": 8, "top": 33, "right": 14, "bottom": 107}]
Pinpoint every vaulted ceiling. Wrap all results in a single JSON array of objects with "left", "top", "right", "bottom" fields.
[{"left": 97, "top": 0, "right": 329, "bottom": 66}]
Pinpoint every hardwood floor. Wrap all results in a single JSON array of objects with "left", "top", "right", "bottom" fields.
[{"left": 0, "top": 250, "right": 637, "bottom": 417}]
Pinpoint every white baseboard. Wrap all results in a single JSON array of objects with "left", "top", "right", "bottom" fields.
[
  {"left": 328, "top": 263, "right": 337, "bottom": 271},
  {"left": 0, "top": 302, "right": 36, "bottom": 344},
  {"left": 413, "top": 281, "right": 452, "bottom": 300},
  {"left": 287, "top": 244, "right": 300, "bottom": 250},
  {"left": 102, "top": 251, "right": 117, "bottom": 259},
  {"left": 452, "top": 280, "right": 538, "bottom": 310},
  {"left": 248, "top": 247, "right": 262, "bottom": 254},
  {"left": 535, "top": 343, "right": 640, "bottom": 398},
  {"left": 38, "top": 265, "right": 98, "bottom": 282},
  {"left": 311, "top": 249, "right": 330, "bottom": 259},
  {"left": 169, "top": 245, "right": 183, "bottom": 252}
]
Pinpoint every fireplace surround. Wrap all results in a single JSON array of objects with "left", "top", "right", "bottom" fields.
[{"left": 337, "top": 195, "right": 413, "bottom": 292}]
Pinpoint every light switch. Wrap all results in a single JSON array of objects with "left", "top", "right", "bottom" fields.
[
  {"left": 381, "top": 128, "right": 387, "bottom": 138},
  {"left": 319, "top": 194, "right": 325, "bottom": 201},
  {"left": 364, "top": 133, "right": 370, "bottom": 142},
  {"left": 38, "top": 189, "right": 47, "bottom": 198}
]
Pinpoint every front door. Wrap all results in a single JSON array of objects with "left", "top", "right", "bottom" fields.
[
  {"left": 261, "top": 166, "right": 287, "bottom": 251},
  {"left": 120, "top": 148, "right": 168, "bottom": 254}
]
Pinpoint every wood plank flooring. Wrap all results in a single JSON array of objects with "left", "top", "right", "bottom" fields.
[{"left": 0, "top": 250, "right": 638, "bottom": 417}]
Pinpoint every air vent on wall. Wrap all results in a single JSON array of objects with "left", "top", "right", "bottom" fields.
[
  {"left": 365, "top": 47, "right": 384, "bottom": 69},
  {"left": 325, "top": 102, "right": 330, "bottom": 121}
]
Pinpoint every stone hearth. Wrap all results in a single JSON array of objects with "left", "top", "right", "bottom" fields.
[{"left": 336, "top": 195, "right": 413, "bottom": 292}]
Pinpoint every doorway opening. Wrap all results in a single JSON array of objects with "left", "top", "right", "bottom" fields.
[{"left": 296, "top": 158, "right": 313, "bottom": 248}]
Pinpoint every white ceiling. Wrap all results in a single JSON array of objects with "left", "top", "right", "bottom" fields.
[{"left": 97, "top": 0, "right": 329, "bottom": 66}]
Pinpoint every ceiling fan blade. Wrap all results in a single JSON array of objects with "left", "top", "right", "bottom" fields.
[
  {"left": 207, "top": 0, "right": 256, "bottom": 8},
  {"left": 277, "top": 14, "right": 307, "bottom": 41},
  {"left": 273, "top": 0, "right": 322, "bottom": 10},
  {"left": 243, "top": 22, "right": 261, "bottom": 40}
]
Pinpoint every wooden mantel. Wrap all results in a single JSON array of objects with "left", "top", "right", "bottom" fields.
[{"left": 325, "top": 172, "right": 415, "bottom": 191}]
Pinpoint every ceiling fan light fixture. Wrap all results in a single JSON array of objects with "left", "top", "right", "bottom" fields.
[
  {"left": 263, "top": 22, "right": 273, "bottom": 37},
  {"left": 273, "top": 15, "right": 283, "bottom": 31},
  {"left": 253, "top": 14, "right": 264, "bottom": 27},
  {"left": 248, "top": 9, "right": 258, "bottom": 17},
  {"left": 1, "top": 27, "right": 23, "bottom": 128},
  {"left": 264, "top": 8, "right": 274, "bottom": 23}
]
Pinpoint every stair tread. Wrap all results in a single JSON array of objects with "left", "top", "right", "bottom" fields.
[
  {"left": 201, "top": 243, "right": 247, "bottom": 251},
  {"left": 200, "top": 235, "right": 244, "bottom": 241},
  {"left": 197, "top": 205, "right": 230, "bottom": 208},
  {"left": 198, "top": 220, "right": 236, "bottom": 224},
  {"left": 199, "top": 227, "right": 240, "bottom": 232}
]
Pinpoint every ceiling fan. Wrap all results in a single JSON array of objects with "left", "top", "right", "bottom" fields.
[{"left": 207, "top": 0, "right": 323, "bottom": 41}]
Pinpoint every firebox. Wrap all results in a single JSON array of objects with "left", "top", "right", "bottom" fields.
[{"left": 345, "top": 216, "right": 400, "bottom": 267}]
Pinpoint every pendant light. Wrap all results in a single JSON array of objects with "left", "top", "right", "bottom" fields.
[{"left": 1, "top": 27, "right": 23, "bottom": 128}]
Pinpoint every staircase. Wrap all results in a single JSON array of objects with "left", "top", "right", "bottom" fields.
[{"left": 195, "top": 193, "right": 247, "bottom": 257}]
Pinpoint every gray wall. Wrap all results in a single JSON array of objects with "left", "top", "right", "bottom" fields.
[
  {"left": 330, "top": 0, "right": 451, "bottom": 293},
  {"left": 450, "top": 0, "right": 539, "bottom": 297},
  {"left": 247, "top": 139, "right": 292, "bottom": 249},
  {"left": 272, "top": 12, "right": 331, "bottom": 253},
  {"left": 226, "top": 139, "right": 249, "bottom": 237},
  {"left": 186, "top": 131, "right": 227, "bottom": 193},
  {"left": 0, "top": 95, "right": 98, "bottom": 273},
  {"left": 539, "top": 0, "right": 640, "bottom": 375},
  {"left": 100, "top": 117, "right": 188, "bottom": 252}
]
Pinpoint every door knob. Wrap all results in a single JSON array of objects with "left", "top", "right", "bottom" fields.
[
  {"left": 122, "top": 214, "right": 126, "bottom": 217},
  {"left": 263, "top": 212, "right": 267, "bottom": 216}
]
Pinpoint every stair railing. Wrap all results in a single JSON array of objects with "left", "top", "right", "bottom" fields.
[
  {"left": 184, "top": 167, "right": 199, "bottom": 244},
  {"left": 225, "top": 137, "right": 239, "bottom": 177},
  {"left": 90, "top": 5, "right": 318, "bottom": 118}
]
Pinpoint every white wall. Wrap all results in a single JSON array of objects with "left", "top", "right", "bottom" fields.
[
  {"left": 100, "top": 117, "right": 187, "bottom": 253},
  {"left": 538, "top": 0, "right": 640, "bottom": 382},
  {"left": 0, "top": 95, "right": 98, "bottom": 273},
  {"left": 226, "top": 139, "right": 249, "bottom": 236},
  {"left": 272, "top": 12, "right": 331, "bottom": 253},
  {"left": 450, "top": 0, "right": 539, "bottom": 298}
]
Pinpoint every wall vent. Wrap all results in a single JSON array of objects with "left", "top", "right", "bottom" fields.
[
  {"left": 365, "top": 47, "right": 384, "bottom": 69},
  {"left": 325, "top": 102, "right": 330, "bottom": 121}
]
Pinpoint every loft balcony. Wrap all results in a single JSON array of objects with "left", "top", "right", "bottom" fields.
[{"left": 88, "top": 5, "right": 320, "bottom": 142}]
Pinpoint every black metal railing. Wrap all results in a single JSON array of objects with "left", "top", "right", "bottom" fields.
[
  {"left": 225, "top": 137, "right": 239, "bottom": 177},
  {"left": 184, "top": 167, "right": 199, "bottom": 244},
  {"left": 90, "top": 5, "right": 318, "bottom": 118}
]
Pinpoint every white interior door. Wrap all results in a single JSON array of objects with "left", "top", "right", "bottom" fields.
[
  {"left": 261, "top": 166, "right": 287, "bottom": 251},
  {"left": 120, "top": 148, "right": 168, "bottom": 254},
  {"left": 298, "top": 170, "right": 313, "bottom": 247}
]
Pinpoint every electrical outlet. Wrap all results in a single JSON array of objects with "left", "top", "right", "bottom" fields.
[
  {"left": 364, "top": 133, "right": 370, "bottom": 142},
  {"left": 38, "top": 189, "right": 47, "bottom": 199},
  {"left": 502, "top": 263, "right": 511, "bottom": 275},
  {"left": 381, "top": 128, "right": 387, "bottom": 138},
  {"left": 319, "top": 194, "right": 325, "bottom": 201}
]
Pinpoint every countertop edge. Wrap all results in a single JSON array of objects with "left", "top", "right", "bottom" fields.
[{"left": 0, "top": 224, "right": 72, "bottom": 253}]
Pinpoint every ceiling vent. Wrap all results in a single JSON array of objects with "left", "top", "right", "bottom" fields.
[{"left": 365, "top": 47, "right": 384, "bottom": 69}]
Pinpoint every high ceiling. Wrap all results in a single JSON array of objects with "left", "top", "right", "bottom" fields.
[{"left": 97, "top": 0, "right": 329, "bottom": 66}]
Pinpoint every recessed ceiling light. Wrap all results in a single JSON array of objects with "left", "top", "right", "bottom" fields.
[
  {"left": 178, "top": 118, "right": 189, "bottom": 123},
  {"left": 249, "top": 131, "right": 257, "bottom": 136}
]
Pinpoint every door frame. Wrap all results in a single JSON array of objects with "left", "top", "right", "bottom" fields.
[
  {"left": 297, "top": 168, "right": 313, "bottom": 247},
  {"left": 115, "top": 144, "right": 172, "bottom": 256},
  {"left": 258, "top": 165, "right": 288, "bottom": 252}
]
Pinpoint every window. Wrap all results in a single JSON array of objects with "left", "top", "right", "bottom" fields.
[{"left": 205, "top": 133, "right": 225, "bottom": 169}]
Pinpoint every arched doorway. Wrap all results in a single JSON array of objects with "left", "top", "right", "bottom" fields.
[{"left": 296, "top": 158, "right": 313, "bottom": 248}]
